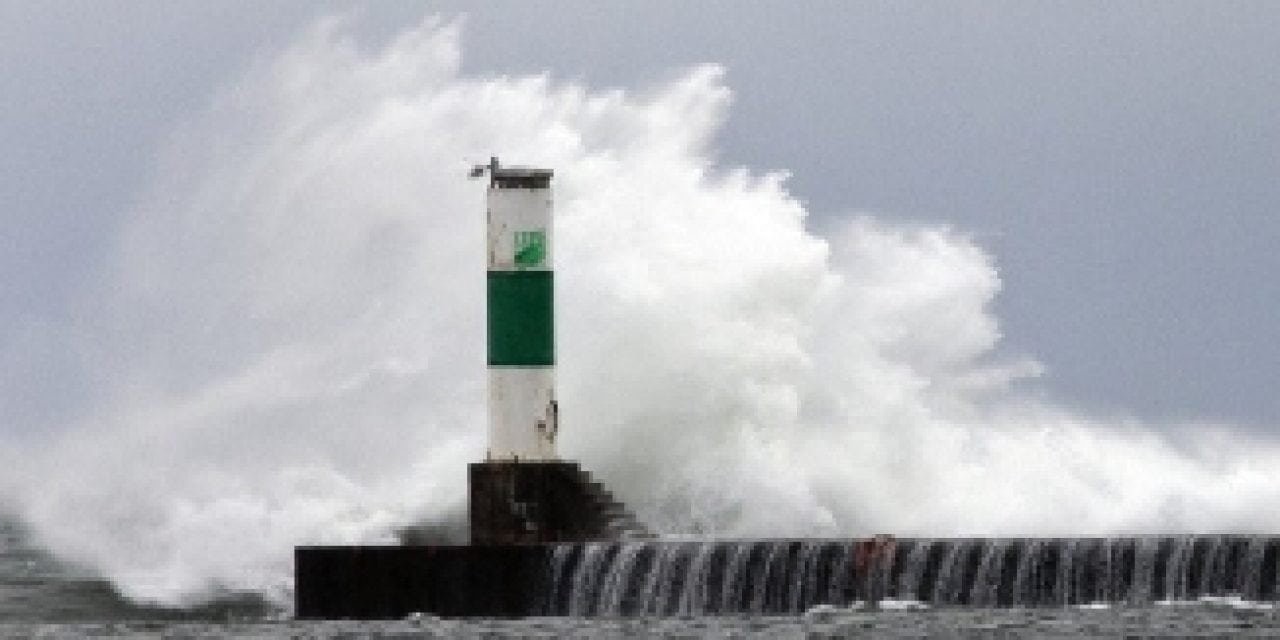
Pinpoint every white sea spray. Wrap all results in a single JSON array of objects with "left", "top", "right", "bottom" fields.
[{"left": 5, "top": 15, "right": 1280, "bottom": 607}]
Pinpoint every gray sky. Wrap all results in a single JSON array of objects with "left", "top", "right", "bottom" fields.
[{"left": 3, "top": 1, "right": 1278, "bottom": 429}]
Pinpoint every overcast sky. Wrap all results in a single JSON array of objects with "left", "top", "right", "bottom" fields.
[{"left": 4, "top": 1, "right": 1278, "bottom": 430}]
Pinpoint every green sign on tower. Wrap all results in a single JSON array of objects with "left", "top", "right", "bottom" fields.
[{"left": 513, "top": 230, "right": 546, "bottom": 268}]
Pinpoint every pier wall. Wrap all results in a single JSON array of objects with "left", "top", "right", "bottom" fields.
[{"left": 295, "top": 536, "right": 1280, "bottom": 618}]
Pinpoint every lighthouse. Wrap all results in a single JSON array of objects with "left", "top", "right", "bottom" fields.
[
  {"left": 293, "top": 161, "right": 646, "bottom": 617},
  {"left": 466, "top": 158, "right": 645, "bottom": 545},
  {"left": 474, "top": 157, "right": 558, "bottom": 461}
]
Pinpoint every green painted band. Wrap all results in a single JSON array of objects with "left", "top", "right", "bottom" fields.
[{"left": 487, "top": 270, "right": 554, "bottom": 366}]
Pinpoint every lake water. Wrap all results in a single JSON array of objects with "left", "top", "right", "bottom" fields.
[{"left": 7, "top": 606, "right": 1280, "bottom": 639}]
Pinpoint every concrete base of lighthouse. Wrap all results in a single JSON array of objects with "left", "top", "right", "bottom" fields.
[{"left": 470, "top": 461, "right": 648, "bottom": 545}]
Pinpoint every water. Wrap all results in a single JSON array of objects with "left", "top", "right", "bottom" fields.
[
  {"left": 0, "top": 519, "right": 269, "bottom": 624},
  {"left": 10, "top": 603, "right": 1280, "bottom": 639}
]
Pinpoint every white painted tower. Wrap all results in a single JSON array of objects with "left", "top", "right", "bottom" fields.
[{"left": 472, "top": 158, "right": 558, "bottom": 461}]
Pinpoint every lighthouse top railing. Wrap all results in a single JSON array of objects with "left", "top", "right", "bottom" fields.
[{"left": 470, "top": 156, "right": 553, "bottom": 189}]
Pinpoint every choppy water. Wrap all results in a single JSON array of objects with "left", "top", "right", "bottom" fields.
[
  {"left": 8, "top": 607, "right": 1280, "bottom": 639},
  {"left": 8, "top": 520, "right": 1280, "bottom": 637}
]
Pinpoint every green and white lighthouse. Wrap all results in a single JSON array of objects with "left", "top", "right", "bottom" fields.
[{"left": 472, "top": 158, "right": 558, "bottom": 461}]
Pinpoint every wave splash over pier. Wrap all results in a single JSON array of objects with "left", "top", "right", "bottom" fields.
[{"left": 546, "top": 536, "right": 1280, "bottom": 615}]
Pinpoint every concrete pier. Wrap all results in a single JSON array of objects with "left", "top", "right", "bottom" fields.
[{"left": 295, "top": 535, "right": 1280, "bottom": 618}]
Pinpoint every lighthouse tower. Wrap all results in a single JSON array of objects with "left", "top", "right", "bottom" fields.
[
  {"left": 467, "top": 158, "right": 644, "bottom": 545},
  {"left": 477, "top": 158, "right": 558, "bottom": 461}
]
